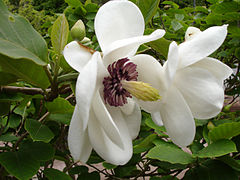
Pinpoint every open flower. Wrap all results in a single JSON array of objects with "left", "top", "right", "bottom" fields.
[
  {"left": 63, "top": 0, "right": 165, "bottom": 165},
  {"left": 133, "top": 25, "right": 233, "bottom": 147}
]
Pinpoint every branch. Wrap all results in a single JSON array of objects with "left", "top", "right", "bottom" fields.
[{"left": 0, "top": 86, "right": 46, "bottom": 95}]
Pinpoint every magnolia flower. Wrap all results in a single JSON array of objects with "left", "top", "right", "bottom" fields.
[
  {"left": 63, "top": 0, "right": 165, "bottom": 165},
  {"left": 133, "top": 25, "right": 233, "bottom": 147}
]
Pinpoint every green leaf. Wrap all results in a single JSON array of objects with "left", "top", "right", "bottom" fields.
[
  {"left": 0, "top": 1, "right": 48, "bottom": 64},
  {"left": 0, "top": 92, "right": 23, "bottom": 102},
  {"left": 44, "top": 168, "right": 72, "bottom": 180},
  {"left": 235, "top": 47, "right": 240, "bottom": 59},
  {"left": 68, "top": 165, "right": 88, "bottom": 175},
  {"left": 45, "top": 97, "right": 74, "bottom": 114},
  {"left": 8, "top": 113, "right": 21, "bottom": 128},
  {"left": 195, "top": 139, "right": 237, "bottom": 158},
  {"left": 114, "top": 165, "right": 138, "bottom": 178},
  {"left": 0, "top": 1, "right": 50, "bottom": 88},
  {"left": 209, "top": 122, "right": 240, "bottom": 142},
  {"left": 20, "top": 141, "right": 55, "bottom": 161},
  {"left": 162, "top": 1, "right": 179, "bottom": 9},
  {"left": 47, "top": 113, "right": 72, "bottom": 125},
  {"left": 0, "top": 54, "right": 50, "bottom": 89},
  {"left": 219, "top": 156, "right": 240, "bottom": 171},
  {"left": 51, "top": 14, "right": 69, "bottom": 54},
  {"left": 65, "top": 0, "right": 82, "bottom": 7},
  {"left": 0, "top": 151, "right": 40, "bottom": 180},
  {"left": 133, "top": 134, "right": 157, "bottom": 153},
  {"left": 144, "top": 116, "right": 167, "bottom": 136},
  {"left": 25, "top": 118, "right": 54, "bottom": 143},
  {"left": 136, "top": 0, "right": 160, "bottom": 24},
  {"left": 147, "top": 38, "right": 171, "bottom": 59},
  {"left": 183, "top": 160, "right": 238, "bottom": 180},
  {"left": 0, "top": 133, "right": 18, "bottom": 142},
  {"left": 102, "top": 162, "right": 117, "bottom": 169},
  {"left": 77, "top": 171, "right": 100, "bottom": 180},
  {"left": 211, "top": 2, "right": 240, "bottom": 14},
  {"left": 146, "top": 142, "right": 195, "bottom": 164},
  {"left": 0, "top": 72, "right": 18, "bottom": 85}
]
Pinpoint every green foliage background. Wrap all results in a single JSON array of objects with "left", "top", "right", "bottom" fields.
[{"left": 0, "top": 0, "right": 239, "bottom": 179}]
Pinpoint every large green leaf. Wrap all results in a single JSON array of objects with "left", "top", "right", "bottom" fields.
[
  {"left": 51, "top": 14, "right": 69, "bottom": 55},
  {"left": 45, "top": 97, "right": 74, "bottom": 114},
  {"left": 133, "top": 134, "right": 157, "bottom": 153},
  {"left": 20, "top": 141, "right": 55, "bottom": 161},
  {"left": 219, "top": 156, "right": 240, "bottom": 172},
  {"left": 0, "top": 151, "right": 40, "bottom": 180},
  {"left": 0, "top": 72, "right": 18, "bottom": 85},
  {"left": 183, "top": 160, "right": 238, "bottom": 180},
  {"left": 0, "top": 0, "right": 47, "bottom": 64},
  {"left": 209, "top": 122, "right": 240, "bottom": 142},
  {"left": 136, "top": 0, "right": 160, "bottom": 24},
  {"left": 44, "top": 168, "right": 72, "bottom": 180},
  {"left": 147, "top": 38, "right": 171, "bottom": 59},
  {"left": 0, "top": 1, "right": 49, "bottom": 88},
  {"left": 195, "top": 139, "right": 237, "bottom": 158},
  {"left": 0, "top": 52, "right": 50, "bottom": 89},
  {"left": 146, "top": 141, "right": 195, "bottom": 164},
  {"left": 24, "top": 118, "right": 54, "bottom": 143}
]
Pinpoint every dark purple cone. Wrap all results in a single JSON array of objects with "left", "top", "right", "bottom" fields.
[{"left": 103, "top": 58, "right": 138, "bottom": 107}]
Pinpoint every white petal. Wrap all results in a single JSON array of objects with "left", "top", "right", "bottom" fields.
[
  {"left": 160, "top": 86, "right": 195, "bottom": 147},
  {"left": 75, "top": 52, "right": 100, "bottom": 130},
  {"left": 121, "top": 99, "right": 141, "bottom": 140},
  {"left": 94, "top": 0, "right": 144, "bottom": 53},
  {"left": 63, "top": 41, "right": 93, "bottom": 72},
  {"left": 131, "top": 54, "right": 166, "bottom": 112},
  {"left": 178, "top": 25, "right": 228, "bottom": 68},
  {"left": 185, "top": 27, "right": 202, "bottom": 41},
  {"left": 175, "top": 66, "right": 224, "bottom": 119},
  {"left": 163, "top": 41, "right": 179, "bottom": 87},
  {"left": 151, "top": 111, "right": 163, "bottom": 126},
  {"left": 103, "top": 30, "right": 165, "bottom": 66},
  {"left": 192, "top": 57, "right": 233, "bottom": 82},
  {"left": 120, "top": 97, "right": 135, "bottom": 115},
  {"left": 68, "top": 105, "right": 92, "bottom": 162},
  {"left": 88, "top": 107, "right": 132, "bottom": 165},
  {"left": 92, "top": 90, "right": 124, "bottom": 149}
]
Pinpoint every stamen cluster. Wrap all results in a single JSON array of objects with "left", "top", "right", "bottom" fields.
[{"left": 103, "top": 58, "right": 138, "bottom": 107}]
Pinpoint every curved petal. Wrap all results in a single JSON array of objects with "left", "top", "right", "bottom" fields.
[
  {"left": 103, "top": 30, "right": 165, "bottom": 66},
  {"left": 75, "top": 52, "right": 100, "bottom": 130},
  {"left": 131, "top": 54, "right": 166, "bottom": 112},
  {"left": 163, "top": 41, "right": 179, "bottom": 87},
  {"left": 88, "top": 107, "right": 132, "bottom": 165},
  {"left": 160, "top": 86, "right": 195, "bottom": 147},
  {"left": 121, "top": 99, "right": 141, "bottom": 140},
  {"left": 174, "top": 66, "right": 224, "bottom": 119},
  {"left": 68, "top": 105, "right": 92, "bottom": 162},
  {"left": 92, "top": 90, "right": 124, "bottom": 149},
  {"left": 178, "top": 25, "right": 228, "bottom": 68},
  {"left": 151, "top": 111, "right": 163, "bottom": 126},
  {"left": 63, "top": 41, "right": 93, "bottom": 72},
  {"left": 94, "top": 0, "right": 144, "bottom": 53},
  {"left": 191, "top": 57, "right": 233, "bottom": 82},
  {"left": 120, "top": 97, "right": 135, "bottom": 115}
]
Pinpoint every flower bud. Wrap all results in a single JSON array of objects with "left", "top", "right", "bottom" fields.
[{"left": 71, "top": 20, "right": 86, "bottom": 41}]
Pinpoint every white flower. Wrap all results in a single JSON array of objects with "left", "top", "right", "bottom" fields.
[
  {"left": 133, "top": 25, "right": 233, "bottom": 147},
  {"left": 63, "top": 0, "right": 165, "bottom": 165}
]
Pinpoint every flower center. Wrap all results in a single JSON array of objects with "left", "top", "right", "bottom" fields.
[
  {"left": 103, "top": 58, "right": 161, "bottom": 107},
  {"left": 103, "top": 58, "right": 137, "bottom": 107}
]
